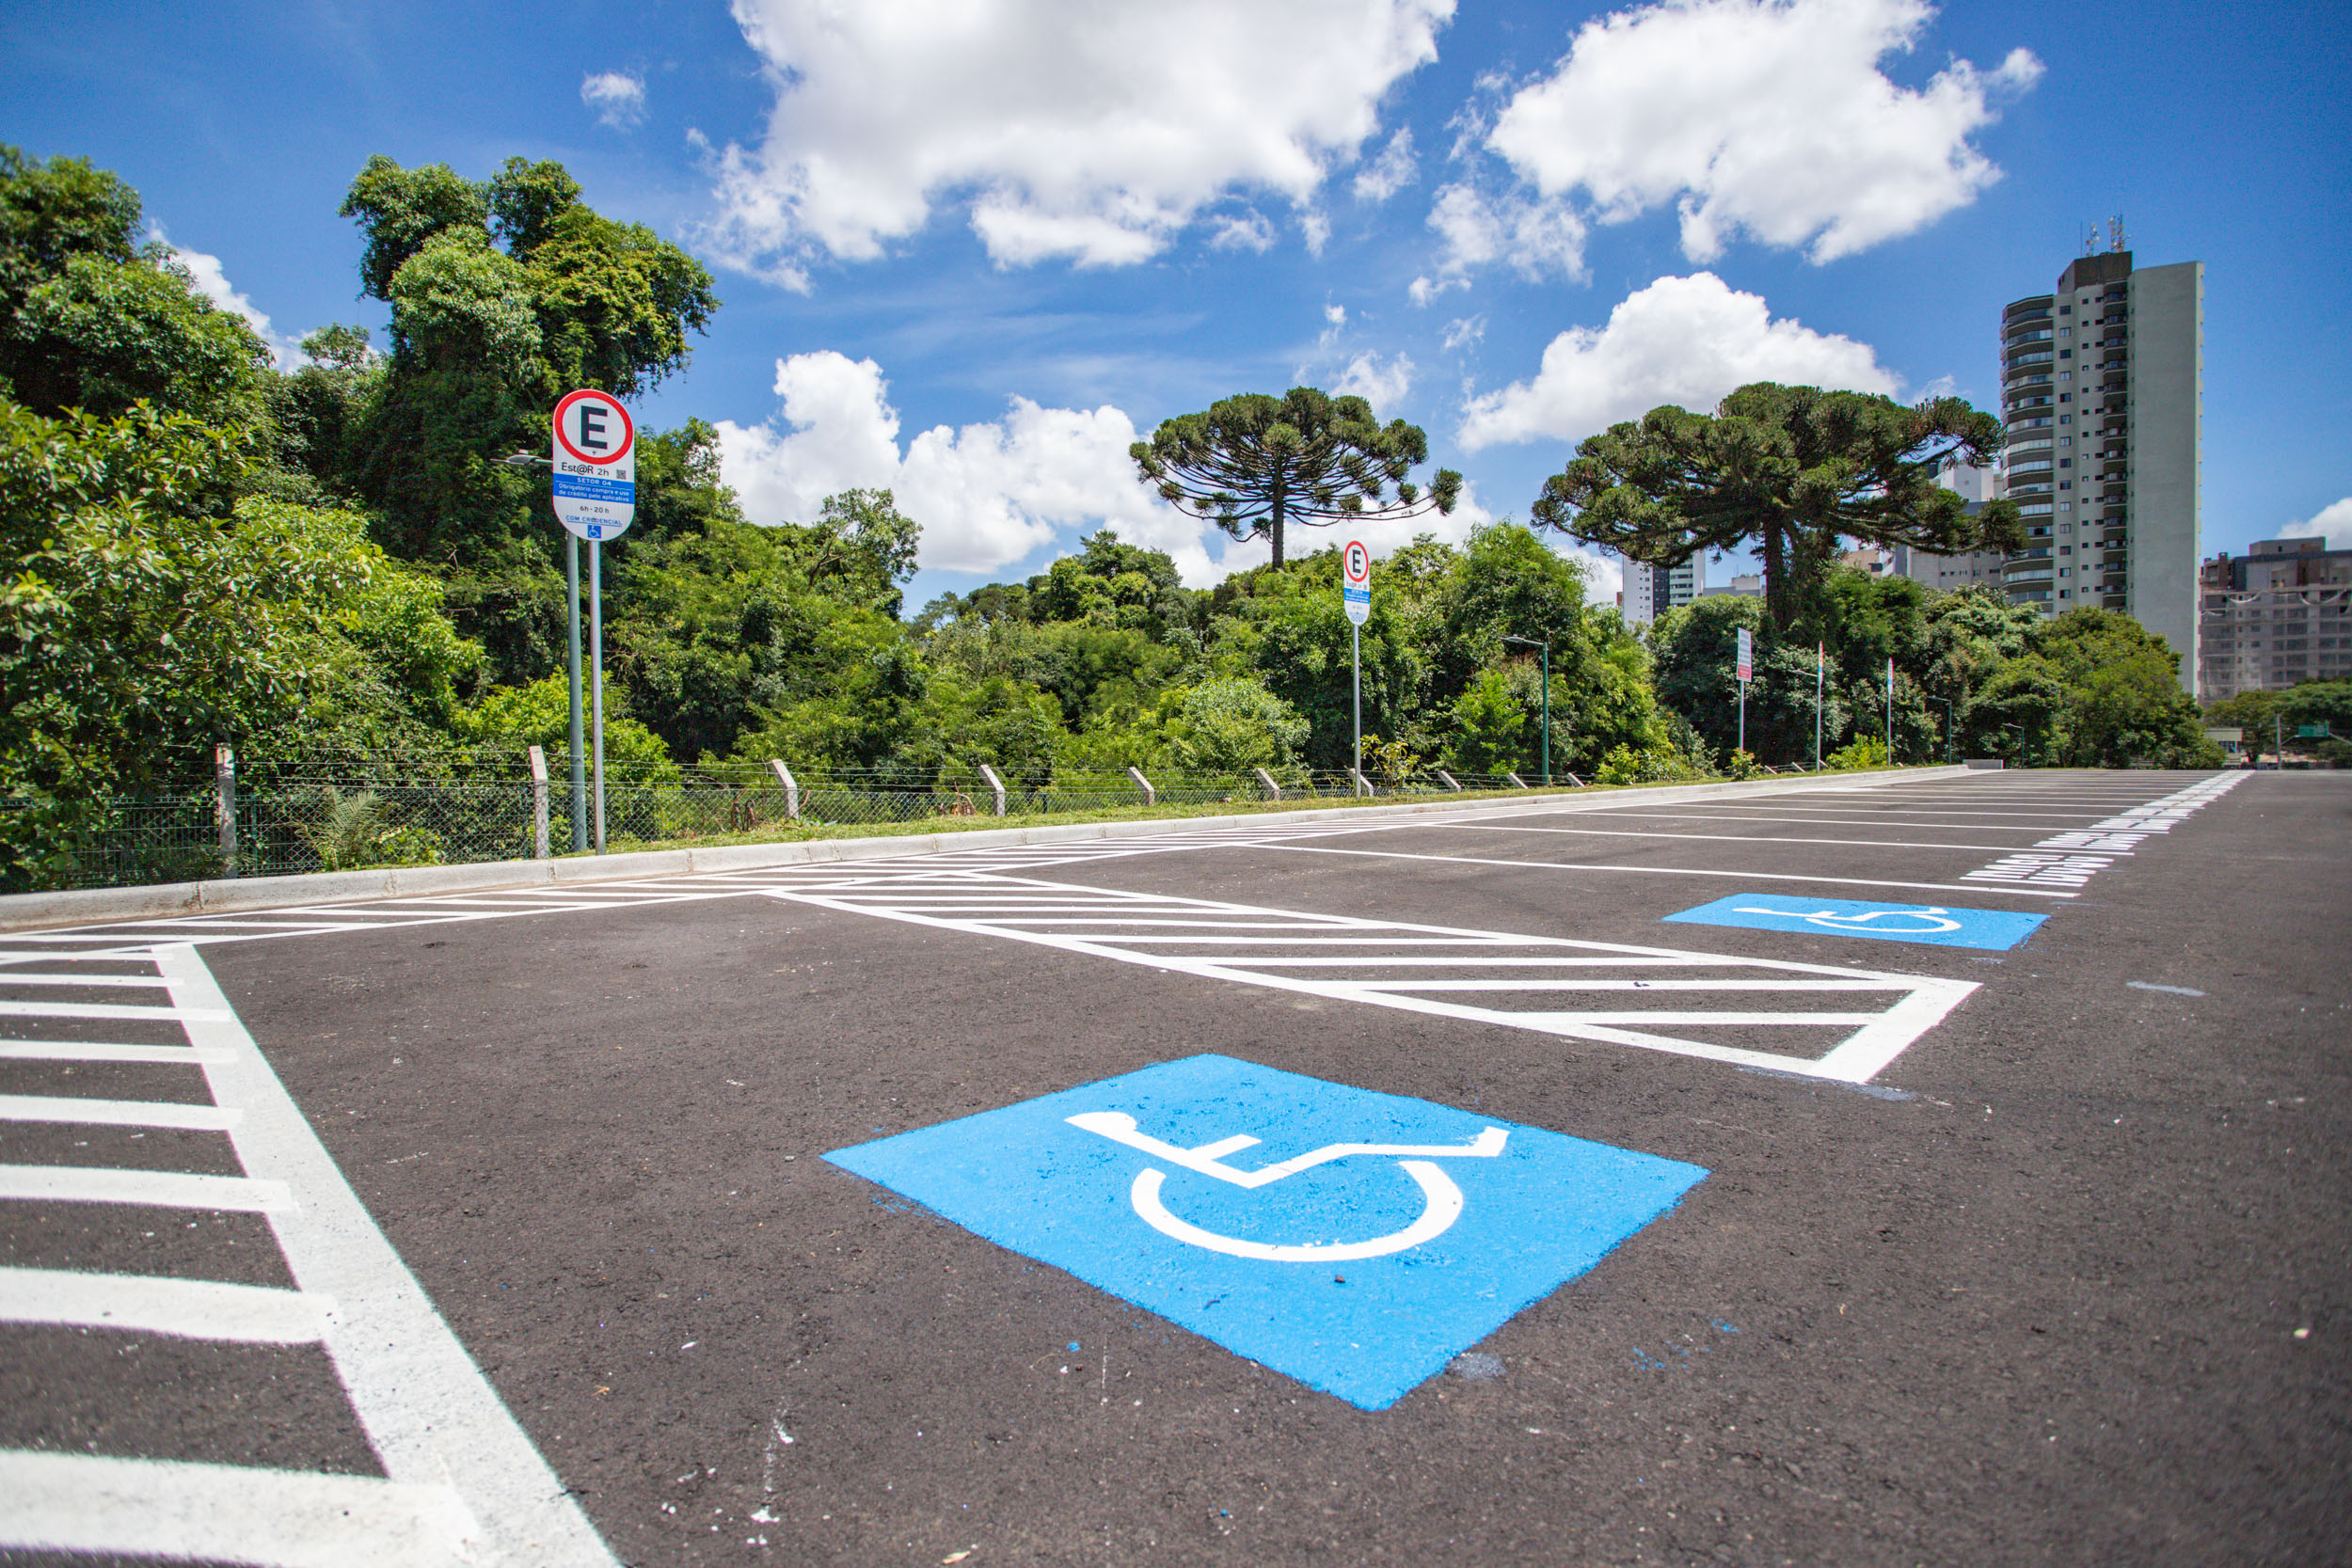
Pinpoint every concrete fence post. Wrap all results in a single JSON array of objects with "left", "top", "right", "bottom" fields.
[
  {"left": 1349, "top": 768, "right": 1373, "bottom": 799},
  {"left": 1562, "top": 771, "right": 1584, "bottom": 788},
  {"left": 1506, "top": 771, "right": 1528, "bottom": 789},
  {"left": 1252, "top": 768, "right": 1280, "bottom": 800},
  {"left": 1126, "top": 766, "right": 1155, "bottom": 806},
  {"left": 214, "top": 744, "right": 237, "bottom": 879},
  {"left": 977, "top": 763, "right": 1008, "bottom": 816},
  {"left": 528, "top": 745, "right": 550, "bottom": 860},
  {"left": 768, "top": 759, "right": 800, "bottom": 820},
  {"left": 1435, "top": 769, "right": 1463, "bottom": 791}
]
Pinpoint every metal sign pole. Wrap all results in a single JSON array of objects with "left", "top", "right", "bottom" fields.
[
  {"left": 1538, "top": 641, "right": 1550, "bottom": 786},
  {"left": 590, "top": 539, "right": 606, "bottom": 853},
  {"left": 565, "top": 533, "right": 586, "bottom": 849},
  {"left": 1738, "top": 680, "right": 1746, "bottom": 755},
  {"left": 1814, "top": 644, "right": 1824, "bottom": 769},
  {"left": 1885, "top": 657, "right": 1894, "bottom": 759},
  {"left": 1352, "top": 621, "right": 1362, "bottom": 795}
]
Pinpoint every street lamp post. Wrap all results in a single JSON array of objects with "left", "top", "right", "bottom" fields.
[
  {"left": 1502, "top": 635, "right": 1550, "bottom": 786},
  {"left": 2003, "top": 721, "right": 2026, "bottom": 768},
  {"left": 502, "top": 451, "right": 585, "bottom": 847}
]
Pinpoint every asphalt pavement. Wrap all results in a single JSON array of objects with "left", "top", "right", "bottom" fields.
[{"left": 2, "top": 768, "right": 2345, "bottom": 1566}]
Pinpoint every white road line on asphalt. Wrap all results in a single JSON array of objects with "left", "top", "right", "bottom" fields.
[
  {"left": 0, "top": 1449, "right": 474, "bottom": 1568},
  {"left": 1424, "top": 822, "right": 2126, "bottom": 854},
  {"left": 0, "top": 972, "right": 172, "bottom": 987},
  {"left": 0, "top": 1094, "right": 242, "bottom": 1131},
  {"left": 1248, "top": 842, "right": 2080, "bottom": 898},
  {"left": 155, "top": 942, "right": 619, "bottom": 1567},
  {"left": 0, "top": 1039, "right": 237, "bottom": 1064},
  {"left": 1543, "top": 807, "right": 2119, "bottom": 825},
  {"left": 0, "top": 1266, "right": 331, "bottom": 1343},
  {"left": 770, "top": 874, "right": 1976, "bottom": 1084},
  {"left": 0, "top": 1164, "right": 294, "bottom": 1212},
  {"left": 0, "top": 999, "right": 231, "bottom": 1022},
  {"left": 1960, "top": 773, "right": 2242, "bottom": 889}
]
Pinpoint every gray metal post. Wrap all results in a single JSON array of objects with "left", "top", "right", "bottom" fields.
[
  {"left": 1539, "top": 642, "right": 1549, "bottom": 785},
  {"left": 1814, "top": 647, "right": 1824, "bottom": 770},
  {"left": 977, "top": 763, "right": 1007, "bottom": 816},
  {"left": 1738, "top": 681, "right": 1746, "bottom": 755},
  {"left": 1253, "top": 768, "right": 1280, "bottom": 800},
  {"left": 529, "top": 745, "right": 549, "bottom": 860},
  {"left": 1127, "top": 766, "right": 1155, "bottom": 806},
  {"left": 1349, "top": 767, "right": 1372, "bottom": 798},
  {"left": 590, "top": 539, "right": 606, "bottom": 853},
  {"left": 769, "top": 759, "right": 799, "bottom": 819},
  {"left": 1351, "top": 621, "right": 1362, "bottom": 795},
  {"left": 1436, "top": 768, "right": 1462, "bottom": 791},
  {"left": 1885, "top": 657, "right": 1894, "bottom": 760},
  {"left": 565, "top": 533, "right": 586, "bottom": 849},
  {"left": 214, "top": 744, "right": 236, "bottom": 879},
  {"left": 1506, "top": 771, "right": 1528, "bottom": 789}
]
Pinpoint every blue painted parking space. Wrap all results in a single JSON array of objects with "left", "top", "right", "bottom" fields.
[
  {"left": 826, "top": 1054, "right": 1706, "bottom": 1410},
  {"left": 1661, "top": 893, "right": 2049, "bottom": 951}
]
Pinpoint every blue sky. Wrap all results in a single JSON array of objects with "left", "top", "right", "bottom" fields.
[{"left": 6, "top": 0, "right": 2345, "bottom": 609}]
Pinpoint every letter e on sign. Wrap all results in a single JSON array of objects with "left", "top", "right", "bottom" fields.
[{"left": 1343, "top": 539, "right": 1372, "bottom": 626}]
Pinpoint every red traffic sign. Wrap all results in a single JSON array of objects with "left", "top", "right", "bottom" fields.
[
  {"left": 550, "top": 389, "right": 637, "bottom": 542},
  {"left": 1343, "top": 540, "right": 1372, "bottom": 586}
]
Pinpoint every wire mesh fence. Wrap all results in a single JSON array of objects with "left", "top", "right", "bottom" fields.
[{"left": 8, "top": 756, "right": 1564, "bottom": 893}]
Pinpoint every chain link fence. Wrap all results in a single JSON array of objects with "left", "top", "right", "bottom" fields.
[{"left": 8, "top": 754, "right": 1561, "bottom": 894}]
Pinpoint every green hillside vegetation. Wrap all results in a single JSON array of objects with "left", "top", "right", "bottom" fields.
[{"left": 0, "top": 147, "right": 2243, "bottom": 889}]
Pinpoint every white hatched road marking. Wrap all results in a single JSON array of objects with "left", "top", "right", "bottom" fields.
[
  {"left": 760, "top": 866, "right": 1976, "bottom": 1085},
  {"left": 1963, "top": 773, "right": 2244, "bottom": 888},
  {"left": 0, "top": 943, "right": 617, "bottom": 1567},
  {"left": 0, "top": 1265, "right": 331, "bottom": 1343}
]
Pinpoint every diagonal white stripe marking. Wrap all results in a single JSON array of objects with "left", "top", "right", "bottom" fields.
[
  {"left": 0, "top": 1164, "right": 293, "bottom": 1212},
  {"left": 0, "top": 1094, "right": 240, "bottom": 1131},
  {"left": 0, "top": 1449, "right": 474, "bottom": 1567},
  {"left": 0, "top": 1039, "right": 236, "bottom": 1064},
  {"left": 0, "top": 1266, "right": 330, "bottom": 1343}
]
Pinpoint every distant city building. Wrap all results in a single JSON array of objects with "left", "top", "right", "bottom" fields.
[
  {"left": 1996, "top": 242, "right": 2203, "bottom": 689},
  {"left": 1699, "top": 573, "right": 1761, "bottom": 599},
  {"left": 2196, "top": 537, "right": 2352, "bottom": 702},
  {"left": 1619, "top": 554, "right": 1705, "bottom": 626},
  {"left": 1890, "top": 459, "right": 2007, "bottom": 591}
]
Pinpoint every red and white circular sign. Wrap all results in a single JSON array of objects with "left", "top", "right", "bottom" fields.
[
  {"left": 1343, "top": 540, "right": 1371, "bottom": 586},
  {"left": 553, "top": 388, "right": 635, "bottom": 467}
]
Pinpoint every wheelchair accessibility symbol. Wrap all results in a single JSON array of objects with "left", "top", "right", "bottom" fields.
[
  {"left": 1065, "top": 1111, "right": 1507, "bottom": 1261},
  {"left": 1732, "top": 905, "right": 1963, "bottom": 935},
  {"left": 825, "top": 1054, "right": 1705, "bottom": 1409},
  {"left": 1663, "top": 893, "right": 2047, "bottom": 951}
]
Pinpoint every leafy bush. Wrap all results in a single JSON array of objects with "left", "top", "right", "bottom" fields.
[{"left": 1824, "top": 736, "right": 1889, "bottom": 771}]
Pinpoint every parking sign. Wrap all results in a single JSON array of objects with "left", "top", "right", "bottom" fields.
[{"left": 550, "top": 388, "right": 636, "bottom": 542}]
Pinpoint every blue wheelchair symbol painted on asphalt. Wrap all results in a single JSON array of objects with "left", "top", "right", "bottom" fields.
[
  {"left": 825, "top": 1054, "right": 1705, "bottom": 1410},
  {"left": 1661, "top": 894, "right": 2047, "bottom": 951}
]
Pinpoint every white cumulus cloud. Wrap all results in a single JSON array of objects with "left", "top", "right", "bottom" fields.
[
  {"left": 165, "top": 241, "right": 302, "bottom": 369},
  {"left": 1353, "top": 128, "right": 1419, "bottom": 203},
  {"left": 1335, "top": 352, "right": 1414, "bottom": 410},
  {"left": 1457, "top": 272, "right": 1896, "bottom": 451},
  {"left": 705, "top": 0, "right": 1453, "bottom": 279},
  {"left": 581, "top": 71, "right": 647, "bottom": 129},
  {"left": 2280, "top": 498, "right": 2352, "bottom": 550},
  {"left": 716, "top": 351, "right": 1222, "bottom": 578},
  {"left": 1449, "top": 0, "right": 2037, "bottom": 278},
  {"left": 1412, "top": 182, "right": 1585, "bottom": 303}
]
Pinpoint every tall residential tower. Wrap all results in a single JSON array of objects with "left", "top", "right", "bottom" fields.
[{"left": 1997, "top": 246, "right": 2203, "bottom": 688}]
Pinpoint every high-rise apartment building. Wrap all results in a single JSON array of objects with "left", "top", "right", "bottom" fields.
[
  {"left": 2196, "top": 537, "right": 2352, "bottom": 702},
  {"left": 1997, "top": 246, "right": 2203, "bottom": 689},
  {"left": 1618, "top": 555, "right": 1705, "bottom": 626}
]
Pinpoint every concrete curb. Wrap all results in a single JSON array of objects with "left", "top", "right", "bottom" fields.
[{"left": 0, "top": 767, "right": 1968, "bottom": 933}]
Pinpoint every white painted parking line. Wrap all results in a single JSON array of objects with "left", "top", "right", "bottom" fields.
[
  {"left": 0, "top": 972, "right": 172, "bottom": 988},
  {"left": 0, "top": 1039, "right": 237, "bottom": 1064},
  {"left": 0, "top": 1266, "right": 331, "bottom": 1343},
  {"left": 0, "top": 1164, "right": 294, "bottom": 1212},
  {"left": 766, "top": 870, "right": 1976, "bottom": 1084},
  {"left": 0, "top": 1450, "right": 475, "bottom": 1568},
  {"left": 0, "top": 1094, "right": 242, "bottom": 1131},
  {"left": 1961, "top": 773, "right": 2242, "bottom": 890},
  {"left": 1251, "top": 841, "right": 2080, "bottom": 898},
  {"left": 1425, "top": 822, "right": 2113, "bottom": 854},
  {"left": 0, "top": 999, "right": 230, "bottom": 1022}
]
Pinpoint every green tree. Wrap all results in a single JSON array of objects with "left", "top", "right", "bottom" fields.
[
  {"left": 1443, "top": 670, "right": 1525, "bottom": 774},
  {"left": 1133, "top": 386, "right": 1461, "bottom": 565},
  {"left": 1532, "top": 384, "right": 2021, "bottom": 635},
  {"left": 2031, "top": 608, "right": 2214, "bottom": 766},
  {"left": 1165, "top": 677, "right": 1309, "bottom": 775}
]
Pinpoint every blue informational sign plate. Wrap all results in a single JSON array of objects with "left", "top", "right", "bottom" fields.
[
  {"left": 826, "top": 1054, "right": 1705, "bottom": 1410},
  {"left": 1661, "top": 893, "right": 2047, "bottom": 951}
]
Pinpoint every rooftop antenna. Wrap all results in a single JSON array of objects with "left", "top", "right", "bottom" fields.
[
  {"left": 2108, "top": 214, "right": 2127, "bottom": 253},
  {"left": 2082, "top": 222, "right": 2098, "bottom": 256}
]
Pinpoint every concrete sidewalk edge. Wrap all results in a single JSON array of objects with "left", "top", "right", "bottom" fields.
[{"left": 0, "top": 767, "right": 1970, "bottom": 933}]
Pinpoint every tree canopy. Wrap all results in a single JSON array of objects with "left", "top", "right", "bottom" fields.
[
  {"left": 1533, "top": 383, "right": 2022, "bottom": 636},
  {"left": 1132, "top": 387, "right": 1460, "bottom": 565}
]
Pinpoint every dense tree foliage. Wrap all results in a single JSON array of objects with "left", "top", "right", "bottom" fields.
[
  {"left": 1133, "top": 387, "right": 1461, "bottom": 566},
  {"left": 1534, "top": 384, "right": 2023, "bottom": 636}
]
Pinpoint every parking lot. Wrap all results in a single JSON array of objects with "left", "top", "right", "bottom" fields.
[{"left": 2, "top": 768, "right": 2345, "bottom": 1565}]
